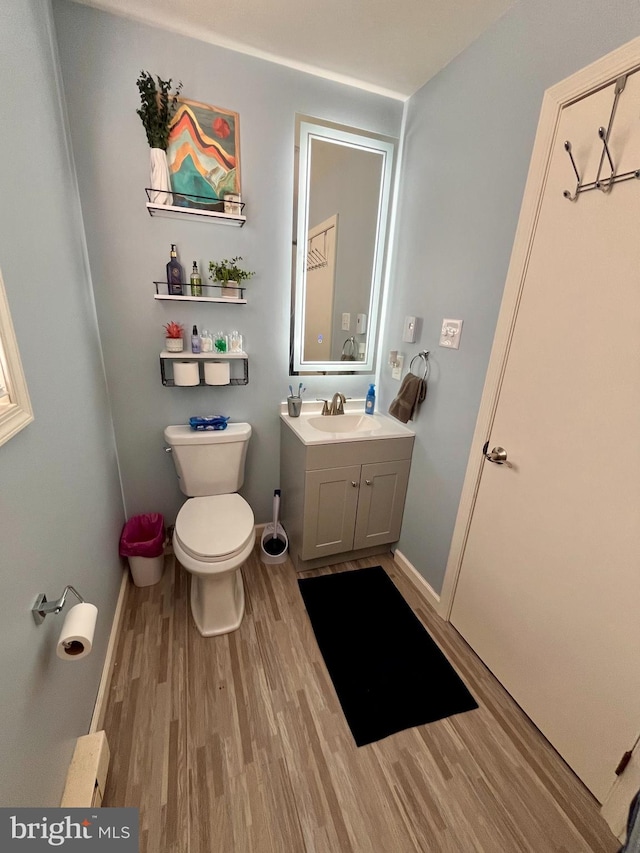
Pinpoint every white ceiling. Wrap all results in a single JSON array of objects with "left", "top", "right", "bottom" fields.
[{"left": 73, "top": 0, "right": 512, "bottom": 99}]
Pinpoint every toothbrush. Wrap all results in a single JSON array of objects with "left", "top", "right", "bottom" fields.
[
  {"left": 289, "top": 385, "right": 294, "bottom": 397},
  {"left": 298, "top": 383, "right": 303, "bottom": 396}
]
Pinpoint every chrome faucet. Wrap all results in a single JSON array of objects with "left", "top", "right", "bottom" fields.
[{"left": 329, "top": 392, "right": 346, "bottom": 415}]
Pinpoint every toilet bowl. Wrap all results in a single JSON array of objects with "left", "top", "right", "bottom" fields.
[
  {"left": 164, "top": 423, "right": 254, "bottom": 637},
  {"left": 173, "top": 494, "right": 255, "bottom": 636}
]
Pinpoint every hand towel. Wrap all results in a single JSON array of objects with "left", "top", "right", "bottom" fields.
[{"left": 388, "top": 373, "right": 427, "bottom": 423}]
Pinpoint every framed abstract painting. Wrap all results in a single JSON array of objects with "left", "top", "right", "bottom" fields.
[{"left": 166, "top": 98, "right": 241, "bottom": 210}]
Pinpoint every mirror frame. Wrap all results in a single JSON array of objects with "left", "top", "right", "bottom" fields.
[
  {"left": 0, "top": 267, "right": 33, "bottom": 447},
  {"left": 291, "top": 116, "right": 396, "bottom": 374}
]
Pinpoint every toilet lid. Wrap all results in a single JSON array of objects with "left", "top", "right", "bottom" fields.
[{"left": 175, "top": 494, "right": 254, "bottom": 560}]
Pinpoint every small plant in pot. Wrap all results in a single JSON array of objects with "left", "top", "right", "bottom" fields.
[
  {"left": 164, "top": 321, "right": 185, "bottom": 352},
  {"left": 208, "top": 257, "right": 255, "bottom": 299},
  {"left": 136, "top": 70, "right": 183, "bottom": 204}
]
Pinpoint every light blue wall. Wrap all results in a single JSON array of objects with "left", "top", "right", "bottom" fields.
[
  {"left": 0, "top": 1, "right": 124, "bottom": 806},
  {"left": 52, "top": 0, "right": 403, "bottom": 526},
  {"left": 9, "top": 0, "right": 638, "bottom": 812},
  {"left": 379, "top": 0, "right": 640, "bottom": 592}
]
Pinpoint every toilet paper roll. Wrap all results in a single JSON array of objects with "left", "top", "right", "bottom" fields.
[
  {"left": 204, "top": 361, "right": 230, "bottom": 385},
  {"left": 56, "top": 603, "right": 98, "bottom": 660},
  {"left": 173, "top": 360, "right": 200, "bottom": 386}
]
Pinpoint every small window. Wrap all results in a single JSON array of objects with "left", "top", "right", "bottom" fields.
[{"left": 0, "top": 268, "right": 33, "bottom": 446}]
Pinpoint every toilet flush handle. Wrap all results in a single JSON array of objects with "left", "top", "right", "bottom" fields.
[{"left": 164, "top": 446, "right": 173, "bottom": 453}]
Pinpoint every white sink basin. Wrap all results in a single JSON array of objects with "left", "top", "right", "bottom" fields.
[
  {"left": 280, "top": 406, "right": 415, "bottom": 445},
  {"left": 306, "top": 414, "right": 382, "bottom": 434}
]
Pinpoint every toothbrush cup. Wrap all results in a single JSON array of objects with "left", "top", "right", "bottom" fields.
[{"left": 287, "top": 396, "right": 302, "bottom": 417}]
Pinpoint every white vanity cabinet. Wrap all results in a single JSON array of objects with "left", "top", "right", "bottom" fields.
[{"left": 280, "top": 420, "right": 414, "bottom": 571}]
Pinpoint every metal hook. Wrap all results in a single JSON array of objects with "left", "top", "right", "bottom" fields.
[
  {"left": 595, "top": 127, "right": 615, "bottom": 192},
  {"left": 563, "top": 141, "right": 581, "bottom": 201},
  {"left": 563, "top": 75, "right": 628, "bottom": 201},
  {"left": 594, "top": 75, "right": 625, "bottom": 193}
]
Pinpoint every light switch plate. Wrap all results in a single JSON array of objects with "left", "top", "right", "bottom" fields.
[
  {"left": 439, "top": 318, "right": 463, "bottom": 349},
  {"left": 341, "top": 313, "right": 350, "bottom": 331},
  {"left": 356, "top": 313, "right": 367, "bottom": 333},
  {"left": 402, "top": 316, "right": 417, "bottom": 343}
]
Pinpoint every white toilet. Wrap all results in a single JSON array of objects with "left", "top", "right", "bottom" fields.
[{"left": 164, "top": 423, "right": 254, "bottom": 637}]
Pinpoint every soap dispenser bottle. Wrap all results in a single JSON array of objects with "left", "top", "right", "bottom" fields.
[
  {"left": 190, "top": 262, "right": 202, "bottom": 297},
  {"left": 365, "top": 383, "right": 376, "bottom": 415},
  {"left": 166, "top": 244, "right": 183, "bottom": 296}
]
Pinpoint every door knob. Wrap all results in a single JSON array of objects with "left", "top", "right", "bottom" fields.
[
  {"left": 483, "top": 442, "right": 512, "bottom": 467},
  {"left": 351, "top": 480, "right": 358, "bottom": 487}
]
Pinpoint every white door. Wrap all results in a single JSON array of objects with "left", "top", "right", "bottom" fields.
[
  {"left": 449, "top": 65, "right": 640, "bottom": 803},
  {"left": 303, "top": 215, "right": 337, "bottom": 361}
]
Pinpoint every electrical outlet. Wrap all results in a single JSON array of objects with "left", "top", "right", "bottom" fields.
[
  {"left": 392, "top": 354, "right": 404, "bottom": 380},
  {"left": 439, "top": 318, "right": 463, "bottom": 349},
  {"left": 341, "top": 313, "right": 350, "bottom": 331}
]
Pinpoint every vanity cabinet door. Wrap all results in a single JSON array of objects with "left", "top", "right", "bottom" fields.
[
  {"left": 353, "top": 459, "right": 411, "bottom": 550},
  {"left": 302, "top": 466, "right": 360, "bottom": 560}
]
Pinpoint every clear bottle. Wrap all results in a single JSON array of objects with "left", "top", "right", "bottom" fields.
[
  {"left": 166, "top": 244, "right": 184, "bottom": 296},
  {"left": 214, "top": 331, "right": 228, "bottom": 353},
  {"left": 200, "top": 329, "right": 213, "bottom": 353},
  {"left": 229, "top": 330, "right": 243, "bottom": 353},
  {"left": 365, "top": 383, "right": 376, "bottom": 415},
  {"left": 190, "top": 261, "right": 202, "bottom": 297},
  {"left": 191, "top": 325, "right": 201, "bottom": 353}
]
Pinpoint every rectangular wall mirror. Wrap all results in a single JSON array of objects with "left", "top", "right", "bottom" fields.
[{"left": 290, "top": 116, "right": 397, "bottom": 374}]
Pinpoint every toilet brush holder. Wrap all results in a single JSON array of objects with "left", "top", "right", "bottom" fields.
[{"left": 260, "top": 522, "right": 288, "bottom": 565}]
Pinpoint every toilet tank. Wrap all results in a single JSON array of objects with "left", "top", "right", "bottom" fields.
[{"left": 164, "top": 423, "right": 252, "bottom": 497}]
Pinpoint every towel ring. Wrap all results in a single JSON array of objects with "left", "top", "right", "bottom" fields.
[
  {"left": 341, "top": 336, "right": 357, "bottom": 359},
  {"left": 409, "top": 351, "right": 430, "bottom": 381}
]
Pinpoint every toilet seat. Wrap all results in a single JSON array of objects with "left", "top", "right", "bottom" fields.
[{"left": 175, "top": 494, "right": 254, "bottom": 563}]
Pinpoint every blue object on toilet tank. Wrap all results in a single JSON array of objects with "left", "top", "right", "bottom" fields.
[
  {"left": 189, "top": 415, "right": 229, "bottom": 431},
  {"left": 365, "top": 384, "right": 376, "bottom": 415}
]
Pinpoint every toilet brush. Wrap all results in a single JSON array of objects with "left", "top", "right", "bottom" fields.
[{"left": 261, "top": 490, "right": 288, "bottom": 563}]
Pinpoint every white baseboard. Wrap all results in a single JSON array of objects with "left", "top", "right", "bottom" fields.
[
  {"left": 392, "top": 549, "right": 445, "bottom": 617},
  {"left": 89, "top": 568, "right": 129, "bottom": 735}
]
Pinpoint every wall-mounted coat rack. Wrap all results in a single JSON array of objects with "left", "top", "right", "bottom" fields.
[
  {"left": 306, "top": 227, "right": 329, "bottom": 271},
  {"left": 563, "top": 74, "right": 640, "bottom": 201}
]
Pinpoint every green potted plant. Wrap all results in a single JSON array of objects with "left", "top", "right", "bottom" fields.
[
  {"left": 208, "top": 257, "right": 255, "bottom": 299},
  {"left": 164, "top": 321, "right": 185, "bottom": 352},
  {"left": 136, "top": 71, "right": 182, "bottom": 205}
]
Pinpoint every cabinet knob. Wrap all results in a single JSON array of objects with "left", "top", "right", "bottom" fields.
[
  {"left": 351, "top": 480, "right": 358, "bottom": 487},
  {"left": 365, "top": 479, "right": 372, "bottom": 485}
]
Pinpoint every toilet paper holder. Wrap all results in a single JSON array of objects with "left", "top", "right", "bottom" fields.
[{"left": 32, "top": 585, "right": 85, "bottom": 625}]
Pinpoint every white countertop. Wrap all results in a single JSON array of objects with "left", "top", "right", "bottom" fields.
[{"left": 279, "top": 399, "right": 415, "bottom": 445}]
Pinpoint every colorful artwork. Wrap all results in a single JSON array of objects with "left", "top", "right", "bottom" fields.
[{"left": 166, "top": 99, "right": 240, "bottom": 209}]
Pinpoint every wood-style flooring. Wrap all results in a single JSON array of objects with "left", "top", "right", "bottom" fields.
[{"left": 102, "top": 549, "right": 618, "bottom": 852}]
